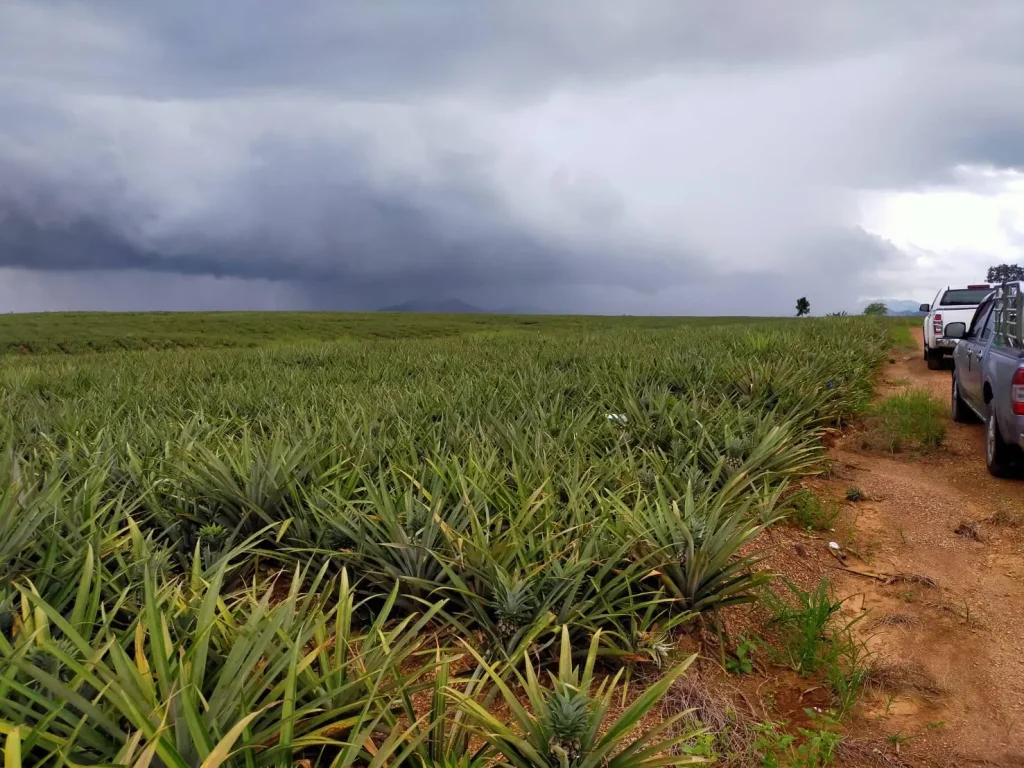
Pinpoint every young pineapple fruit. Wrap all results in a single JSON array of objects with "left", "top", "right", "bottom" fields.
[
  {"left": 723, "top": 435, "right": 751, "bottom": 472},
  {"left": 52, "top": 637, "right": 79, "bottom": 682},
  {"left": 637, "top": 467, "right": 658, "bottom": 494},
  {"left": 0, "top": 590, "right": 13, "bottom": 637},
  {"left": 28, "top": 637, "right": 78, "bottom": 684},
  {"left": 199, "top": 522, "right": 227, "bottom": 541},
  {"left": 322, "top": 525, "right": 354, "bottom": 551},
  {"left": 403, "top": 505, "right": 429, "bottom": 536},
  {"left": 681, "top": 464, "right": 708, "bottom": 494},
  {"left": 492, "top": 575, "right": 535, "bottom": 643},
  {"left": 546, "top": 685, "right": 590, "bottom": 766},
  {"left": 635, "top": 627, "right": 673, "bottom": 668},
  {"left": 198, "top": 522, "right": 227, "bottom": 567}
]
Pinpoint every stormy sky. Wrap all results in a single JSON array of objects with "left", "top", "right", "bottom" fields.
[{"left": 2, "top": 1, "right": 1024, "bottom": 314}]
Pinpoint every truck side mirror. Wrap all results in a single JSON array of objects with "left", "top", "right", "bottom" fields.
[
  {"left": 919, "top": 303, "right": 930, "bottom": 312},
  {"left": 945, "top": 322, "right": 967, "bottom": 339}
]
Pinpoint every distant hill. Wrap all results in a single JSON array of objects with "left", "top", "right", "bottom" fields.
[
  {"left": 380, "top": 298, "right": 485, "bottom": 314},
  {"left": 495, "top": 305, "right": 548, "bottom": 315},
  {"left": 861, "top": 299, "right": 925, "bottom": 316}
]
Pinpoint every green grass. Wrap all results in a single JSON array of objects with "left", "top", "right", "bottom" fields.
[
  {"left": 870, "top": 389, "right": 947, "bottom": 452},
  {"left": 762, "top": 579, "right": 870, "bottom": 716},
  {"left": 886, "top": 321, "right": 917, "bottom": 350},
  {"left": 785, "top": 489, "right": 841, "bottom": 531},
  {"left": 877, "top": 316, "right": 920, "bottom": 352},
  {"left": 0, "top": 314, "right": 893, "bottom": 765}
]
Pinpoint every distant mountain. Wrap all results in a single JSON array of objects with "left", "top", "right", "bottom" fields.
[
  {"left": 860, "top": 299, "right": 926, "bottom": 316},
  {"left": 380, "top": 298, "right": 485, "bottom": 314},
  {"left": 495, "top": 305, "right": 548, "bottom": 315}
]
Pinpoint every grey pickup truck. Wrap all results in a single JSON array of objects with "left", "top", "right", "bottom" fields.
[{"left": 948, "top": 282, "right": 1024, "bottom": 476}]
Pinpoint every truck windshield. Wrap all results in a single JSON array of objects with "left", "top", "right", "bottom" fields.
[{"left": 940, "top": 288, "right": 991, "bottom": 306}]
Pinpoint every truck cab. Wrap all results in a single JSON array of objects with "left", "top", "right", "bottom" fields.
[
  {"left": 921, "top": 285, "right": 991, "bottom": 369},
  {"left": 949, "top": 282, "right": 1024, "bottom": 476}
]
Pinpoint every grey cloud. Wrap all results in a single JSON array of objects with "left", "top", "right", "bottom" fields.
[
  {"left": 0, "top": 267, "right": 307, "bottom": 313},
  {"left": 3, "top": 1, "right": 1008, "bottom": 98},
  {"left": 1, "top": 1, "right": 1024, "bottom": 313}
]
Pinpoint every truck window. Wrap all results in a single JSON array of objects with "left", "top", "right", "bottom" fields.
[
  {"left": 968, "top": 300, "right": 994, "bottom": 337},
  {"left": 941, "top": 288, "right": 992, "bottom": 306},
  {"left": 980, "top": 308, "right": 996, "bottom": 341}
]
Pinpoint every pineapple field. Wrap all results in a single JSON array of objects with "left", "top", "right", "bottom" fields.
[{"left": 0, "top": 316, "right": 894, "bottom": 766}]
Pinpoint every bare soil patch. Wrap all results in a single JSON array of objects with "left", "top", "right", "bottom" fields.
[{"left": 796, "top": 328, "right": 1024, "bottom": 766}]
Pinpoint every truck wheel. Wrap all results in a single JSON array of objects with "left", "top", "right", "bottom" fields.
[
  {"left": 926, "top": 348, "right": 942, "bottom": 370},
  {"left": 951, "top": 376, "right": 973, "bottom": 423},
  {"left": 986, "top": 408, "right": 1016, "bottom": 478}
]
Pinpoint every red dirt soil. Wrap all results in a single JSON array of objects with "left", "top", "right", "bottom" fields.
[{"left": 821, "top": 328, "right": 1024, "bottom": 767}]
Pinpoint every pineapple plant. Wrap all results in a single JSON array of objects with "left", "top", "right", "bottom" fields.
[
  {"left": 456, "top": 626, "right": 705, "bottom": 767},
  {"left": 0, "top": 310, "right": 895, "bottom": 766}
]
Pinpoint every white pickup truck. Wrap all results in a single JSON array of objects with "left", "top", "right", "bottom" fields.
[{"left": 921, "top": 285, "right": 992, "bottom": 369}]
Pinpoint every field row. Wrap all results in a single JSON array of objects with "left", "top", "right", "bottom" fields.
[{"left": 0, "top": 311, "right": 766, "bottom": 355}]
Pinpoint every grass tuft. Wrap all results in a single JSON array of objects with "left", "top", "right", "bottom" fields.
[
  {"left": 868, "top": 390, "right": 946, "bottom": 453},
  {"left": 786, "top": 489, "right": 841, "bottom": 531},
  {"left": 762, "top": 578, "right": 871, "bottom": 716}
]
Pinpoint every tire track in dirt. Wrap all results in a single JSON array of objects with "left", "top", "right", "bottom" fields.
[{"left": 830, "top": 328, "right": 1024, "bottom": 767}]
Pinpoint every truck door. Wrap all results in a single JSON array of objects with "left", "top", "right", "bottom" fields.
[{"left": 962, "top": 301, "right": 995, "bottom": 409}]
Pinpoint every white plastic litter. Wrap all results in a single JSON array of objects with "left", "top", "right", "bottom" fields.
[
  {"left": 606, "top": 413, "right": 628, "bottom": 425},
  {"left": 828, "top": 541, "right": 841, "bottom": 551}
]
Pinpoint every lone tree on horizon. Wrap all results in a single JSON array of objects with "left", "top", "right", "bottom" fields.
[
  {"left": 987, "top": 264, "right": 1024, "bottom": 284},
  {"left": 864, "top": 301, "right": 888, "bottom": 316},
  {"left": 795, "top": 297, "right": 810, "bottom": 317}
]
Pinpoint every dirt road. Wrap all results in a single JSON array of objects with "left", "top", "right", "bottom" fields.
[{"left": 830, "top": 328, "right": 1024, "bottom": 766}]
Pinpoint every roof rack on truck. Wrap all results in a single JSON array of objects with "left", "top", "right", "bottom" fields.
[{"left": 993, "top": 282, "right": 1022, "bottom": 350}]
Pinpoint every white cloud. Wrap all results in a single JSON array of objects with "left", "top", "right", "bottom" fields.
[{"left": 860, "top": 166, "right": 1024, "bottom": 299}]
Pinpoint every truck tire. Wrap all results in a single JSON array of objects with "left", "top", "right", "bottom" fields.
[
  {"left": 951, "top": 375, "right": 973, "bottom": 423},
  {"left": 926, "top": 348, "right": 943, "bottom": 370},
  {"left": 986, "top": 408, "right": 1016, "bottom": 478}
]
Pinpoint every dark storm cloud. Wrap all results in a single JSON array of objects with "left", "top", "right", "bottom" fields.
[
  {"left": 1, "top": 0, "right": 1024, "bottom": 312},
  {"left": 0, "top": 125, "right": 688, "bottom": 302}
]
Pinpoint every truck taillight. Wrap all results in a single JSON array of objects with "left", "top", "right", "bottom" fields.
[
  {"left": 933, "top": 313, "right": 943, "bottom": 335},
  {"left": 1013, "top": 369, "right": 1024, "bottom": 416}
]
